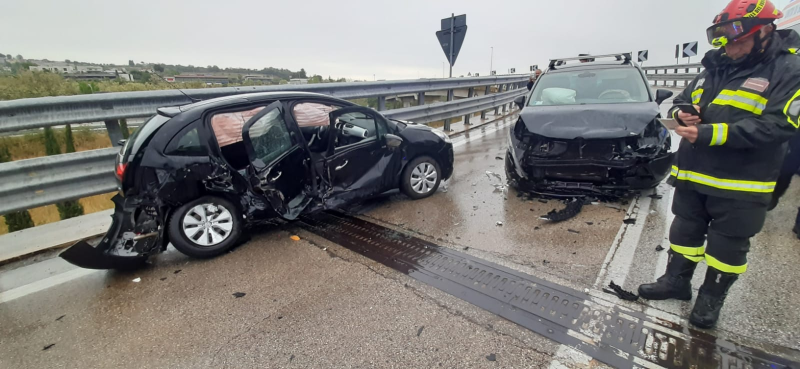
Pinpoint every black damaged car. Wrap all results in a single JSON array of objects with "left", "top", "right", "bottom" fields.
[
  {"left": 506, "top": 53, "right": 675, "bottom": 198},
  {"left": 62, "top": 92, "right": 454, "bottom": 269}
]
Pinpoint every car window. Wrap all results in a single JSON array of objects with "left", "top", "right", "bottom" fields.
[
  {"left": 529, "top": 68, "right": 649, "bottom": 106},
  {"left": 247, "top": 109, "right": 293, "bottom": 165},
  {"left": 333, "top": 111, "right": 377, "bottom": 149},
  {"left": 166, "top": 123, "right": 206, "bottom": 156},
  {"left": 211, "top": 106, "right": 266, "bottom": 147}
]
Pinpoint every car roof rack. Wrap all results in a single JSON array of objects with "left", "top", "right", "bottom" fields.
[{"left": 548, "top": 53, "right": 633, "bottom": 69}]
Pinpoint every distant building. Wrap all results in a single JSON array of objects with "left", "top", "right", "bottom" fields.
[
  {"left": 29, "top": 63, "right": 75, "bottom": 73},
  {"left": 288, "top": 78, "right": 309, "bottom": 85},
  {"left": 165, "top": 74, "right": 229, "bottom": 85},
  {"left": 243, "top": 74, "right": 277, "bottom": 83},
  {"left": 76, "top": 65, "right": 104, "bottom": 73}
]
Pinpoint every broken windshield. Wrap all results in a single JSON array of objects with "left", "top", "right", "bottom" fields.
[{"left": 528, "top": 68, "right": 649, "bottom": 106}]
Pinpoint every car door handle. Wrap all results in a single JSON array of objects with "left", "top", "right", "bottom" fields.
[
  {"left": 269, "top": 171, "right": 282, "bottom": 182},
  {"left": 335, "top": 160, "right": 348, "bottom": 171}
]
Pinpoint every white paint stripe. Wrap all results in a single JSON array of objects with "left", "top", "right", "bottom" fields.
[
  {"left": 653, "top": 187, "right": 676, "bottom": 281},
  {"left": 593, "top": 190, "right": 653, "bottom": 289},
  {"left": 451, "top": 115, "right": 516, "bottom": 149},
  {"left": 0, "top": 267, "right": 100, "bottom": 304}
]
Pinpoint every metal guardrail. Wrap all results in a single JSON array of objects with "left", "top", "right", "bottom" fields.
[
  {"left": 0, "top": 75, "right": 526, "bottom": 133},
  {"left": 0, "top": 76, "right": 527, "bottom": 215},
  {"left": 643, "top": 63, "right": 703, "bottom": 87}
]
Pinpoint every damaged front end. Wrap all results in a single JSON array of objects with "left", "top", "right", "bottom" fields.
[
  {"left": 60, "top": 194, "right": 166, "bottom": 270},
  {"left": 507, "top": 117, "right": 673, "bottom": 198}
]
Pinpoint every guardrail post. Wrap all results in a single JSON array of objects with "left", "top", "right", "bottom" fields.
[
  {"left": 464, "top": 87, "right": 474, "bottom": 125},
  {"left": 494, "top": 85, "right": 501, "bottom": 116},
  {"left": 104, "top": 120, "right": 124, "bottom": 147},
  {"left": 377, "top": 96, "right": 386, "bottom": 111},
  {"left": 417, "top": 92, "right": 425, "bottom": 106},
  {"left": 481, "top": 85, "right": 491, "bottom": 119},
  {"left": 444, "top": 89, "right": 455, "bottom": 131}
]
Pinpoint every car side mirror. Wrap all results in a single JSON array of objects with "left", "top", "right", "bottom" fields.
[
  {"left": 385, "top": 134, "right": 403, "bottom": 149},
  {"left": 514, "top": 95, "right": 526, "bottom": 109},
  {"left": 655, "top": 89, "right": 674, "bottom": 105}
]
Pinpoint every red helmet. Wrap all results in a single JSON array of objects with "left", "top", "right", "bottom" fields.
[{"left": 707, "top": 0, "right": 783, "bottom": 48}]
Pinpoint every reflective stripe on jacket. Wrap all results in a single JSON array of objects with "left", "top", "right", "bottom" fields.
[{"left": 667, "top": 30, "right": 800, "bottom": 204}]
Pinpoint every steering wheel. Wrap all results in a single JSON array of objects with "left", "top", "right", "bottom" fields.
[{"left": 598, "top": 90, "right": 630, "bottom": 100}]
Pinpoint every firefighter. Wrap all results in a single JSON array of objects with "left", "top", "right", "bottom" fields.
[{"left": 638, "top": 0, "right": 800, "bottom": 329}]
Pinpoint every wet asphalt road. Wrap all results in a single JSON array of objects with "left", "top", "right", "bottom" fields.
[{"left": 2, "top": 109, "right": 800, "bottom": 368}]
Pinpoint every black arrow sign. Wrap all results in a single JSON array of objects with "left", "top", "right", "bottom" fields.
[{"left": 638, "top": 50, "right": 648, "bottom": 63}]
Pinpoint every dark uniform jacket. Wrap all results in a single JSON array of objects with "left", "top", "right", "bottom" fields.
[{"left": 668, "top": 29, "right": 800, "bottom": 204}]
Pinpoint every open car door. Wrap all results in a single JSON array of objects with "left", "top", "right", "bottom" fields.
[
  {"left": 242, "top": 100, "right": 312, "bottom": 220},
  {"left": 323, "top": 106, "right": 399, "bottom": 207}
]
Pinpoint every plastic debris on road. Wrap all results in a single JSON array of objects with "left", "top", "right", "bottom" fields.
[
  {"left": 540, "top": 198, "right": 584, "bottom": 222},
  {"left": 603, "top": 281, "right": 639, "bottom": 301},
  {"left": 232, "top": 292, "right": 246, "bottom": 298},
  {"left": 290, "top": 235, "right": 301, "bottom": 241},
  {"left": 132, "top": 278, "right": 141, "bottom": 283},
  {"left": 496, "top": 221, "right": 503, "bottom": 226},
  {"left": 655, "top": 245, "right": 665, "bottom": 252}
]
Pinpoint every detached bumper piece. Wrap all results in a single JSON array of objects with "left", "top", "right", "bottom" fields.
[
  {"left": 60, "top": 240, "right": 147, "bottom": 270},
  {"left": 60, "top": 194, "right": 159, "bottom": 270}
]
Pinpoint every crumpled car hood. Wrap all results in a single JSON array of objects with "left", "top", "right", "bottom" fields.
[{"left": 519, "top": 102, "right": 660, "bottom": 140}]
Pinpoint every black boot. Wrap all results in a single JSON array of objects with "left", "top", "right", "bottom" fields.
[
  {"left": 689, "top": 268, "right": 738, "bottom": 329},
  {"left": 638, "top": 251, "right": 698, "bottom": 301},
  {"left": 793, "top": 208, "right": 800, "bottom": 240}
]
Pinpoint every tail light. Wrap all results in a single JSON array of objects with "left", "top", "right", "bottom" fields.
[{"left": 115, "top": 162, "right": 128, "bottom": 181}]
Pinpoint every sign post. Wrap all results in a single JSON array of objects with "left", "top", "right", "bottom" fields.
[{"left": 436, "top": 14, "right": 467, "bottom": 78}]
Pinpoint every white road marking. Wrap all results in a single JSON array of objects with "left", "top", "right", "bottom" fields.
[
  {"left": 0, "top": 267, "right": 100, "bottom": 304},
  {"left": 593, "top": 190, "right": 653, "bottom": 289},
  {"left": 450, "top": 115, "right": 516, "bottom": 149}
]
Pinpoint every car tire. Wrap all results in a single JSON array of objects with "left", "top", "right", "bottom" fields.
[
  {"left": 168, "top": 196, "right": 243, "bottom": 259},
  {"left": 401, "top": 156, "right": 442, "bottom": 200}
]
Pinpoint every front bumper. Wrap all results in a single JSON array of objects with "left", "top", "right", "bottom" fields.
[
  {"left": 507, "top": 131, "right": 674, "bottom": 197},
  {"left": 60, "top": 194, "right": 162, "bottom": 270},
  {"left": 439, "top": 143, "right": 455, "bottom": 180}
]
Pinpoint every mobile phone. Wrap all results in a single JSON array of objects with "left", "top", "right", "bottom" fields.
[{"left": 676, "top": 104, "right": 700, "bottom": 116}]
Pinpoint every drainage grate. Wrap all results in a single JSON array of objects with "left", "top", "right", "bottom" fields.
[{"left": 300, "top": 212, "right": 799, "bottom": 369}]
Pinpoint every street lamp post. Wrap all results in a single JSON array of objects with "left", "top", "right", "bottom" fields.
[{"left": 490, "top": 47, "right": 493, "bottom": 75}]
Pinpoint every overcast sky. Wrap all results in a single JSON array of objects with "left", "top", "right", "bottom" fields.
[{"left": 0, "top": 0, "right": 793, "bottom": 80}]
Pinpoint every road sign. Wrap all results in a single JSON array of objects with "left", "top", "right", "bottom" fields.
[
  {"left": 474, "top": 73, "right": 479, "bottom": 77},
  {"left": 436, "top": 13, "right": 468, "bottom": 78},
  {"left": 530, "top": 65, "right": 539, "bottom": 72},
  {"left": 509, "top": 68, "right": 516, "bottom": 74},
  {"left": 675, "top": 44, "right": 680, "bottom": 59},
  {"left": 682, "top": 42, "right": 698, "bottom": 58},
  {"left": 491, "top": 71, "right": 496, "bottom": 76},
  {"left": 638, "top": 50, "right": 648, "bottom": 63}
]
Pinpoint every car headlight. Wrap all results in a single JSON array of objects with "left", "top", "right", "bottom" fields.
[{"left": 431, "top": 128, "right": 452, "bottom": 143}]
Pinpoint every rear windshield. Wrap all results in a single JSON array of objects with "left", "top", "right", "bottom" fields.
[
  {"left": 121, "top": 114, "right": 170, "bottom": 162},
  {"left": 528, "top": 68, "right": 649, "bottom": 106}
]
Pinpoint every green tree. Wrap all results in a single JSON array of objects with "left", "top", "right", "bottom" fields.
[
  {"left": 15, "top": 54, "right": 23, "bottom": 61},
  {"left": 130, "top": 70, "right": 152, "bottom": 83},
  {"left": 0, "top": 144, "right": 35, "bottom": 232},
  {"left": 308, "top": 75, "right": 323, "bottom": 84},
  {"left": 153, "top": 64, "right": 165, "bottom": 73},
  {"left": 5, "top": 210, "right": 35, "bottom": 232},
  {"left": 0, "top": 53, "right": 5, "bottom": 58},
  {"left": 43, "top": 127, "right": 61, "bottom": 155},
  {"left": 48, "top": 125, "right": 84, "bottom": 220},
  {"left": 64, "top": 124, "right": 76, "bottom": 153},
  {"left": 119, "top": 119, "right": 130, "bottom": 139}
]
